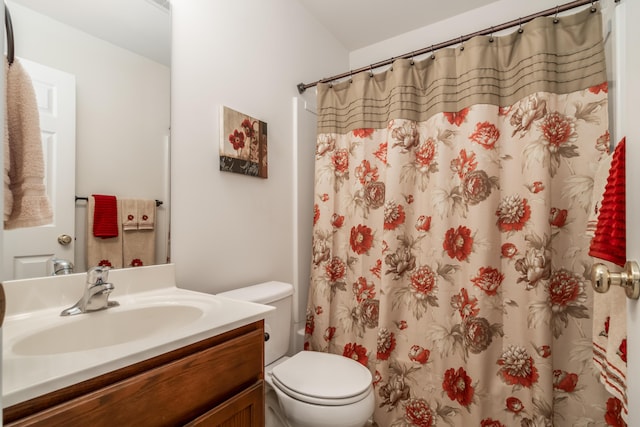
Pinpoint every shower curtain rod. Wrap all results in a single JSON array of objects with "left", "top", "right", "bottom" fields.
[{"left": 296, "top": 0, "right": 615, "bottom": 94}]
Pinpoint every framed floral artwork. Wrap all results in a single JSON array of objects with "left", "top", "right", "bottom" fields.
[{"left": 219, "top": 106, "right": 268, "bottom": 178}]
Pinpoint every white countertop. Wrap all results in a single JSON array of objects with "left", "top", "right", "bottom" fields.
[{"left": 2, "top": 264, "right": 273, "bottom": 407}]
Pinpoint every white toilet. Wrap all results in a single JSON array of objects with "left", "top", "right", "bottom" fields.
[{"left": 218, "top": 281, "right": 375, "bottom": 427}]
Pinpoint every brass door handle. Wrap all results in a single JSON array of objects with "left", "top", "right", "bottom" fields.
[
  {"left": 591, "top": 261, "right": 640, "bottom": 300},
  {"left": 58, "top": 234, "right": 73, "bottom": 246}
]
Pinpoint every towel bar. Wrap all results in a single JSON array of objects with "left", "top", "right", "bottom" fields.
[
  {"left": 591, "top": 261, "right": 640, "bottom": 300},
  {"left": 75, "top": 196, "right": 163, "bottom": 207}
]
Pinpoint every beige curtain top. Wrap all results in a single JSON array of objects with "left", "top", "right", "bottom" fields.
[{"left": 317, "top": 6, "right": 607, "bottom": 134}]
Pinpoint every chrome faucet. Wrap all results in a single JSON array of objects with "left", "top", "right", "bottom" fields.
[{"left": 60, "top": 266, "right": 119, "bottom": 316}]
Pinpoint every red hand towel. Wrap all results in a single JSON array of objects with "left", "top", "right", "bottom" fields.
[
  {"left": 589, "top": 138, "right": 625, "bottom": 266},
  {"left": 92, "top": 194, "right": 119, "bottom": 238}
]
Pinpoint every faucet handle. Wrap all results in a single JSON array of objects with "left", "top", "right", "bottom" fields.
[{"left": 87, "top": 266, "right": 110, "bottom": 284}]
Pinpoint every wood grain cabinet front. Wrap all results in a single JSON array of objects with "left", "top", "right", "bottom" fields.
[{"left": 4, "top": 321, "right": 265, "bottom": 427}]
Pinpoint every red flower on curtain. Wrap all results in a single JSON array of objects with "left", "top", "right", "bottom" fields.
[
  {"left": 414, "top": 138, "right": 437, "bottom": 170},
  {"left": 528, "top": 181, "right": 545, "bottom": 193},
  {"left": 353, "top": 128, "right": 375, "bottom": 138},
  {"left": 409, "top": 266, "right": 438, "bottom": 299},
  {"left": 496, "top": 195, "right": 531, "bottom": 232},
  {"left": 305, "top": 312, "right": 315, "bottom": 335},
  {"left": 384, "top": 201, "right": 406, "bottom": 230},
  {"left": 549, "top": 207, "right": 568, "bottom": 227},
  {"left": 415, "top": 215, "right": 432, "bottom": 232},
  {"left": 553, "top": 370, "right": 579, "bottom": 392},
  {"left": 377, "top": 328, "right": 396, "bottom": 360},
  {"left": 343, "top": 342, "right": 369, "bottom": 366},
  {"left": 330, "top": 213, "right": 344, "bottom": 228},
  {"left": 471, "top": 267, "right": 504, "bottom": 296},
  {"left": 374, "top": 142, "right": 388, "bottom": 164},
  {"left": 444, "top": 108, "right": 470, "bottom": 126},
  {"left": 451, "top": 288, "right": 479, "bottom": 319},
  {"left": 313, "top": 204, "right": 320, "bottom": 225},
  {"left": 450, "top": 149, "right": 478, "bottom": 179},
  {"left": 442, "top": 367, "right": 475, "bottom": 407},
  {"left": 355, "top": 159, "right": 379, "bottom": 184},
  {"left": 443, "top": 226, "right": 474, "bottom": 261},
  {"left": 403, "top": 398, "right": 435, "bottom": 427},
  {"left": 540, "top": 111, "right": 577, "bottom": 152},
  {"left": 469, "top": 121, "right": 500, "bottom": 149},
  {"left": 332, "top": 149, "right": 350, "bottom": 177},
  {"left": 350, "top": 224, "right": 374, "bottom": 254},
  {"left": 547, "top": 269, "right": 587, "bottom": 316},
  {"left": 370, "top": 259, "right": 382, "bottom": 278},
  {"left": 409, "top": 345, "right": 430, "bottom": 364},
  {"left": 324, "top": 257, "right": 346, "bottom": 282},
  {"left": 505, "top": 397, "right": 524, "bottom": 413},
  {"left": 589, "top": 81, "right": 608, "bottom": 94},
  {"left": 497, "top": 345, "right": 539, "bottom": 388},
  {"left": 501, "top": 243, "right": 518, "bottom": 258},
  {"left": 353, "top": 276, "right": 376, "bottom": 302},
  {"left": 323, "top": 326, "right": 336, "bottom": 342}
]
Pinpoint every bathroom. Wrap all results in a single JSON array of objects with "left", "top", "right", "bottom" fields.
[{"left": 2, "top": 0, "right": 640, "bottom": 426}]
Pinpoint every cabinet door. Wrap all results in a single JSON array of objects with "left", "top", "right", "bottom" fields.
[{"left": 186, "top": 381, "right": 264, "bottom": 427}]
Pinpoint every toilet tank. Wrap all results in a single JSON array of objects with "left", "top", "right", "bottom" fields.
[{"left": 217, "top": 281, "right": 294, "bottom": 366}]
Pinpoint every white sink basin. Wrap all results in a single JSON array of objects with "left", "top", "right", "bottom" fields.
[
  {"left": 12, "top": 304, "right": 204, "bottom": 356},
  {"left": 2, "top": 264, "right": 274, "bottom": 408}
]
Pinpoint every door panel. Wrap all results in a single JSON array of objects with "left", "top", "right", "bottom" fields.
[{"left": 3, "top": 58, "right": 76, "bottom": 279}]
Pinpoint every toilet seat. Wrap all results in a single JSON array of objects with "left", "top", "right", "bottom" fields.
[{"left": 270, "top": 351, "right": 373, "bottom": 406}]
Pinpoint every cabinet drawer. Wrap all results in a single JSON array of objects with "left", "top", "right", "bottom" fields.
[
  {"left": 186, "top": 381, "right": 264, "bottom": 427},
  {"left": 8, "top": 328, "right": 264, "bottom": 427}
]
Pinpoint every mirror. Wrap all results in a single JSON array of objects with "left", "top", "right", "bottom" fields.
[{"left": 3, "top": 0, "right": 171, "bottom": 279}]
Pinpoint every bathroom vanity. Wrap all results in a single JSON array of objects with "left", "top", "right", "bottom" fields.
[{"left": 2, "top": 265, "right": 272, "bottom": 426}]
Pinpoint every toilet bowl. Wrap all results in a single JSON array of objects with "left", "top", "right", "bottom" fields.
[{"left": 218, "top": 282, "right": 375, "bottom": 427}]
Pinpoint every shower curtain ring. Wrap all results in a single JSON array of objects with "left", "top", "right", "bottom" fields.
[
  {"left": 459, "top": 36, "right": 464, "bottom": 51},
  {"left": 553, "top": 6, "right": 560, "bottom": 23},
  {"left": 390, "top": 57, "right": 394, "bottom": 71},
  {"left": 349, "top": 70, "right": 353, "bottom": 83},
  {"left": 430, "top": 45, "right": 436, "bottom": 60},
  {"left": 369, "top": 65, "right": 374, "bottom": 78},
  {"left": 489, "top": 27, "right": 494, "bottom": 43},
  {"left": 590, "top": 1, "right": 597, "bottom": 12},
  {"left": 410, "top": 51, "right": 415, "bottom": 65},
  {"left": 518, "top": 18, "right": 524, "bottom": 33}
]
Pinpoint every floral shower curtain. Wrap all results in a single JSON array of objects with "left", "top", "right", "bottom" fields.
[{"left": 305, "top": 6, "right": 621, "bottom": 427}]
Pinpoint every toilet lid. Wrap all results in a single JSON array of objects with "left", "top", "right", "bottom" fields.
[{"left": 271, "top": 351, "right": 372, "bottom": 404}]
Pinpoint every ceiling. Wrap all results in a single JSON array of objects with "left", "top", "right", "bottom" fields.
[
  {"left": 7, "top": 0, "right": 500, "bottom": 66},
  {"left": 7, "top": 0, "right": 171, "bottom": 66},
  {"left": 296, "top": 0, "right": 500, "bottom": 51}
]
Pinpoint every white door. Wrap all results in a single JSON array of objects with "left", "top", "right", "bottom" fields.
[
  {"left": 617, "top": 1, "right": 640, "bottom": 425},
  {"left": 3, "top": 59, "right": 76, "bottom": 279}
]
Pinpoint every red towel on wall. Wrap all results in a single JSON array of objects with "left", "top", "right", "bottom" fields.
[
  {"left": 92, "top": 194, "right": 119, "bottom": 238},
  {"left": 589, "top": 138, "right": 625, "bottom": 266}
]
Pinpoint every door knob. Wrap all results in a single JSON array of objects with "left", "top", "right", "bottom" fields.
[
  {"left": 57, "top": 234, "right": 73, "bottom": 246},
  {"left": 591, "top": 261, "right": 640, "bottom": 300}
]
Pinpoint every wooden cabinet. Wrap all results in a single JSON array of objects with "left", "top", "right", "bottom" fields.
[{"left": 4, "top": 321, "right": 265, "bottom": 427}]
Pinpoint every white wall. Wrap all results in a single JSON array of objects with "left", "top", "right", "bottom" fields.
[
  {"left": 170, "top": 0, "right": 348, "bottom": 295},
  {"left": 8, "top": 2, "right": 171, "bottom": 271}
]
